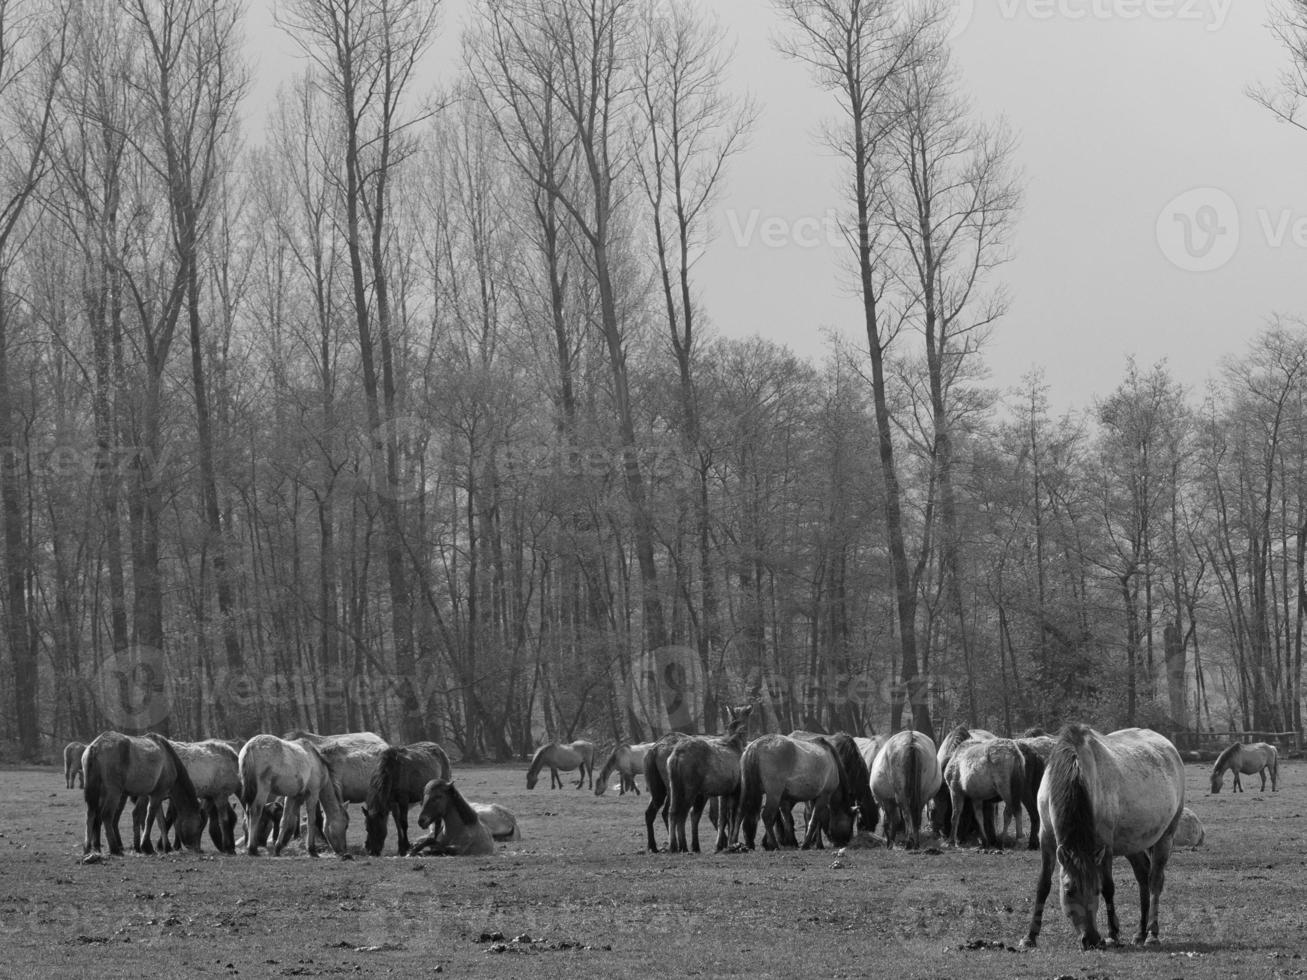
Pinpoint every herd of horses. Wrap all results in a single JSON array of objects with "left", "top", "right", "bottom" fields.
[
  {"left": 70, "top": 729, "right": 520, "bottom": 863},
  {"left": 61, "top": 714, "right": 1283, "bottom": 950},
  {"left": 525, "top": 710, "right": 1283, "bottom": 950}
]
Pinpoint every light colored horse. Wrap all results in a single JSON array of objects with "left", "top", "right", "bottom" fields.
[
  {"left": 471, "top": 802, "right": 521, "bottom": 841},
  {"left": 595, "top": 742, "right": 653, "bottom": 795},
  {"left": 526, "top": 739, "right": 595, "bottom": 790},
  {"left": 870, "top": 730, "right": 942, "bottom": 849},
  {"left": 410, "top": 779, "right": 495, "bottom": 855},
  {"left": 944, "top": 738, "right": 1028, "bottom": 850},
  {"left": 239, "top": 734, "right": 349, "bottom": 858},
  {"left": 665, "top": 705, "right": 754, "bottom": 853},
  {"left": 284, "top": 730, "right": 390, "bottom": 804},
  {"left": 1021, "top": 725, "right": 1185, "bottom": 950},
  {"left": 82, "top": 731, "right": 204, "bottom": 858},
  {"left": 737, "top": 732, "right": 855, "bottom": 850},
  {"left": 1210, "top": 741, "right": 1278, "bottom": 793},
  {"left": 931, "top": 725, "right": 996, "bottom": 835},
  {"left": 169, "top": 739, "right": 242, "bottom": 853},
  {"left": 64, "top": 741, "right": 86, "bottom": 789},
  {"left": 1173, "top": 807, "right": 1204, "bottom": 848}
]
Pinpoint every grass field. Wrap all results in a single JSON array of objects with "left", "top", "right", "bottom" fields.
[{"left": 2, "top": 758, "right": 1305, "bottom": 978}]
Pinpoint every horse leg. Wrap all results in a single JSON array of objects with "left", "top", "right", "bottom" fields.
[
  {"left": 1101, "top": 853, "right": 1121, "bottom": 945},
  {"left": 644, "top": 789, "right": 665, "bottom": 853},
  {"left": 1126, "top": 851, "right": 1151, "bottom": 944},
  {"left": 689, "top": 796, "right": 706, "bottom": 853},
  {"left": 978, "top": 799, "right": 998, "bottom": 850},
  {"left": 1233, "top": 771, "right": 1242, "bottom": 792},
  {"left": 948, "top": 785, "right": 968, "bottom": 847},
  {"left": 105, "top": 792, "right": 127, "bottom": 857},
  {"left": 391, "top": 800, "right": 411, "bottom": 856},
  {"left": 1260, "top": 767, "right": 1268, "bottom": 792},
  {"left": 760, "top": 799, "right": 782, "bottom": 851},
  {"left": 1144, "top": 838, "right": 1172, "bottom": 944},
  {"left": 800, "top": 798, "right": 827, "bottom": 849},
  {"left": 274, "top": 799, "right": 302, "bottom": 856},
  {"left": 1019, "top": 838, "right": 1056, "bottom": 948}
]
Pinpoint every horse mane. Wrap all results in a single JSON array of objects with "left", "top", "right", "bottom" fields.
[
  {"left": 145, "top": 733, "right": 201, "bottom": 812},
  {"left": 1213, "top": 742, "right": 1242, "bottom": 771},
  {"left": 1047, "top": 725, "right": 1099, "bottom": 877},
  {"left": 528, "top": 743, "right": 553, "bottom": 773},
  {"left": 827, "top": 733, "right": 871, "bottom": 813},
  {"left": 435, "top": 780, "right": 480, "bottom": 826},
  {"left": 1019, "top": 726, "right": 1049, "bottom": 738}
]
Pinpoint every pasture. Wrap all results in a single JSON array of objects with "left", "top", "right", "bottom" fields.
[{"left": 3, "top": 759, "right": 1306, "bottom": 978}]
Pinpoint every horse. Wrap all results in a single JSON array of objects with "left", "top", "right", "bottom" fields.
[
  {"left": 471, "top": 802, "right": 521, "bottom": 841},
  {"left": 1210, "top": 741, "right": 1279, "bottom": 793},
  {"left": 854, "top": 735, "right": 885, "bottom": 774},
  {"left": 409, "top": 779, "right": 495, "bottom": 856},
  {"left": 944, "top": 737, "right": 1028, "bottom": 850},
  {"left": 595, "top": 742, "right": 653, "bottom": 795},
  {"left": 526, "top": 739, "right": 595, "bottom": 790},
  {"left": 363, "top": 741, "right": 452, "bottom": 856},
  {"left": 1021, "top": 725, "right": 1185, "bottom": 950},
  {"left": 238, "top": 734, "right": 349, "bottom": 858},
  {"left": 82, "top": 731, "right": 204, "bottom": 858},
  {"left": 930, "top": 725, "right": 996, "bottom": 837},
  {"left": 643, "top": 731, "right": 693, "bottom": 852},
  {"left": 870, "top": 730, "right": 942, "bottom": 849},
  {"left": 163, "top": 739, "right": 242, "bottom": 853},
  {"left": 789, "top": 731, "right": 877, "bottom": 837},
  {"left": 64, "top": 740, "right": 86, "bottom": 789},
  {"left": 665, "top": 704, "right": 754, "bottom": 853},
  {"left": 1173, "top": 807, "right": 1204, "bottom": 848},
  {"left": 737, "top": 733, "right": 856, "bottom": 850}
]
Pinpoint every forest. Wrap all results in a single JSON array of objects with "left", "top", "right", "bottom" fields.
[{"left": 0, "top": 0, "right": 1305, "bottom": 761}]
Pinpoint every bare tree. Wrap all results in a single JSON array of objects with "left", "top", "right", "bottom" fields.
[
  {"left": 1250, "top": 1, "right": 1307, "bottom": 131},
  {"left": 773, "top": 0, "right": 941, "bottom": 738},
  {"left": 631, "top": 0, "right": 754, "bottom": 728},
  {"left": 280, "top": 0, "right": 440, "bottom": 741}
]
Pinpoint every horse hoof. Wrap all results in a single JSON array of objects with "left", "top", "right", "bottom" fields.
[
  {"left": 1017, "top": 936, "right": 1036, "bottom": 949},
  {"left": 1144, "top": 935, "right": 1160, "bottom": 946},
  {"left": 339, "top": 853, "right": 354, "bottom": 862},
  {"left": 81, "top": 852, "right": 103, "bottom": 865}
]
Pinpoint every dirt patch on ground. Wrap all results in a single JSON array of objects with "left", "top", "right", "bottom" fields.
[{"left": 5, "top": 758, "right": 1306, "bottom": 978}]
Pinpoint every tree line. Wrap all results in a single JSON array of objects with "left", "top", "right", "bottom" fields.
[{"left": 0, "top": 0, "right": 1303, "bottom": 761}]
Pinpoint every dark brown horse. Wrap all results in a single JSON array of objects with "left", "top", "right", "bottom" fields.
[
  {"left": 83, "top": 731, "right": 204, "bottom": 858},
  {"left": 643, "top": 732, "right": 693, "bottom": 852},
  {"left": 666, "top": 705, "right": 754, "bottom": 853},
  {"left": 363, "top": 741, "right": 452, "bottom": 856},
  {"left": 409, "top": 780, "right": 495, "bottom": 856},
  {"left": 789, "top": 731, "right": 877, "bottom": 838}
]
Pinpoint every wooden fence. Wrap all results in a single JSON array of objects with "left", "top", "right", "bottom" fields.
[{"left": 1171, "top": 729, "right": 1303, "bottom": 757}]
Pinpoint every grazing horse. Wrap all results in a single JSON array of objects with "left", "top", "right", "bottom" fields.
[
  {"left": 790, "top": 732, "right": 877, "bottom": 836},
  {"left": 595, "top": 742, "right": 653, "bottom": 796},
  {"left": 526, "top": 739, "right": 595, "bottom": 790},
  {"left": 471, "top": 802, "right": 521, "bottom": 841},
  {"left": 931, "top": 725, "right": 996, "bottom": 837},
  {"left": 363, "top": 741, "right": 452, "bottom": 856},
  {"left": 666, "top": 705, "right": 754, "bottom": 853},
  {"left": 64, "top": 741, "right": 86, "bottom": 789},
  {"left": 737, "top": 733, "right": 855, "bottom": 850},
  {"left": 1021, "top": 725, "right": 1185, "bottom": 950},
  {"left": 944, "top": 737, "right": 1028, "bottom": 850},
  {"left": 1173, "top": 807, "right": 1205, "bottom": 848},
  {"left": 239, "top": 735, "right": 349, "bottom": 858},
  {"left": 1210, "top": 741, "right": 1279, "bottom": 793},
  {"left": 870, "top": 730, "right": 942, "bottom": 849},
  {"left": 165, "top": 739, "right": 242, "bottom": 853},
  {"left": 854, "top": 735, "right": 885, "bottom": 775},
  {"left": 409, "top": 779, "right": 495, "bottom": 856},
  {"left": 82, "top": 731, "right": 204, "bottom": 858}
]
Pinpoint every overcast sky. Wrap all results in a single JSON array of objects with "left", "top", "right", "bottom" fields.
[{"left": 248, "top": 0, "right": 1305, "bottom": 413}]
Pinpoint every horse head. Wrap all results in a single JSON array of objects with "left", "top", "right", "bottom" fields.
[
  {"left": 363, "top": 798, "right": 388, "bottom": 856},
  {"left": 1056, "top": 844, "right": 1107, "bottom": 949},
  {"left": 418, "top": 778, "right": 452, "bottom": 831}
]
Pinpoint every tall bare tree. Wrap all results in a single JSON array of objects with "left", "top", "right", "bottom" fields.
[{"left": 773, "top": 0, "right": 940, "bottom": 738}]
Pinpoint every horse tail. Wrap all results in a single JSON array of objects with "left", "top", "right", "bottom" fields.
[
  {"left": 84, "top": 739, "right": 104, "bottom": 808},
  {"left": 147, "top": 733, "right": 200, "bottom": 811},
  {"left": 239, "top": 742, "right": 259, "bottom": 809},
  {"left": 903, "top": 735, "right": 923, "bottom": 840},
  {"left": 369, "top": 747, "right": 398, "bottom": 811},
  {"left": 738, "top": 742, "right": 764, "bottom": 840}
]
